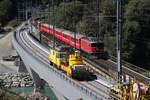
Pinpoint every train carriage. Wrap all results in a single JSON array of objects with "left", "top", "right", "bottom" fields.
[{"left": 34, "top": 21, "right": 108, "bottom": 59}]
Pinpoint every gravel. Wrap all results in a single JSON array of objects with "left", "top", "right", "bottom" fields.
[{"left": 0, "top": 73, "right": 34, "bottom": 88}]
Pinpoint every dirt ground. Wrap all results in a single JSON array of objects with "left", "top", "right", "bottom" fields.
[
  {"left": 0, "top": 32, "right": 15, "bottom": 57},
  {"left": 0, "top": 32, "right": 17, "bottom": 72}
]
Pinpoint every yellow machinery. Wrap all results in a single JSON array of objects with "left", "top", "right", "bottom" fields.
[
  {"left": 110, "top": 81, "right": 150, "bottom": 100},
  {"left": 49, "top": 46, "right": 89, "bottom": 79}
]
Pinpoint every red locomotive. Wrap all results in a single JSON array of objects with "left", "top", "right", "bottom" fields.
[{"left": 34, "top": 21, "right": 108, "bottom": 59}]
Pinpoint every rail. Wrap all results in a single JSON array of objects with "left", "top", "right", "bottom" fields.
[
  {"left": 109, "top": 55, "right": 150, "bottom": 78},
  {"left": 82, "top": 51, "right": 150, "bottom": 84},
  {"left": 82, "top": 56, "right": 115, "bottom": 81}
]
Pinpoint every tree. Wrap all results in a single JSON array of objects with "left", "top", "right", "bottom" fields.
[
  {"left": 76, "top": 18, "right": 99, "bottom": 37},
  {"left": 123, "top": 0, "right": 150, "bottom": 69},
  {"left": 98, "top": 0, "right": 116, "bottom": 55},
  {"left": 45, "top": 0, "right": 84, "bottom": 31},
  {"left": 0, "top": 0, "right": 12, "bottom": 25},
  {"left": 99, "top": 0, "right": 116, "bottom": 36}
]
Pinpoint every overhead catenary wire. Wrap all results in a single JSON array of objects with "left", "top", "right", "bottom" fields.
[
  {"left": 52, "top": 0, "right": 55, "bottom": 49},
  {"left": 37, "top": 0, "right": 42, "bottom": 42},
  {"left": 48, "top": 0, "right": 51, "bottom": 46},
  {"left": 125, "top": 38, "right": 150, "bottom": 44},
  {"left": 96, "top": 0, "right": 100, "bottom": 41},
  {"left": 73, "top": 0, "right": 76, "bottom": 51},
  {"left": 63, "top": 0, "right": 66, "bottom": 28}
]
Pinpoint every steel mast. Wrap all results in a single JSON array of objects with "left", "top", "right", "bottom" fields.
[
  {"left": 73, "top": 0, "right": 76, "bottom": 51},
  {"left": 116, "top": 0, "right": 122, "bottom": 84}
]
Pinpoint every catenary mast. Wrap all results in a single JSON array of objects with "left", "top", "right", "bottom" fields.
[{"left": 116, "top": 0, "right": 122, "bottom": 84}]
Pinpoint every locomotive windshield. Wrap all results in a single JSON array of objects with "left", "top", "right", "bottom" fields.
[
  {"left": 91, "top": 43, "right": 104, "bottom": 47},
  {"left": 57, "top": 53, "right": 68, "bottom": 58},
  {"left": 72, "top": 65, "right": 86, "bottom": 70}
]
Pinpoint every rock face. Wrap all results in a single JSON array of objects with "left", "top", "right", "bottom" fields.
[
  {"left": 0, "top": 32, "right": 14, "bottom": 57},
  {"left": 0, "top": 73, "right": 34, "bottom": 88},
  {"left": 0, "top": 73, "right": 50, "bottom": 100}
]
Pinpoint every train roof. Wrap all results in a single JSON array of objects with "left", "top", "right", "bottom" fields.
[
  {"left": 48, "top": 40, "right": 72, "bottom": 52},
  {"left": 82, "top": 37, "right": 103, "bottom": 43},
  {"left": 42, "top": 23, "right": 103, "bottom": 43},
  {"left": 43, "top": 24, "right": 84, "bottom": 39}
]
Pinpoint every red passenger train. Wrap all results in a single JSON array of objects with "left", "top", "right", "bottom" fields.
[{"left": 33, "top": 21, "right": 108, "bottom": 59}]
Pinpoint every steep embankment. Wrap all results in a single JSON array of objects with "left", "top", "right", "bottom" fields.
[
  {"left": 0, "top": 32, "right": 17, "bottom": 73},
  {"left": 0, "top": 32, "right": 14, "bottom": 57}
]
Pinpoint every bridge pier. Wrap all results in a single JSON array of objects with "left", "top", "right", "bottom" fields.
[
  {"left": 16, "top": 56, "right": 28, "bottom": 73},
  {"left": 29, "top": 68, "right": 45, "bottom": 93},
  {"left": 16, "top": 56, "right": 45, "bottom": 93}
]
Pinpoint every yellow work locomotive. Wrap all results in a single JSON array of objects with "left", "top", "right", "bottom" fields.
[{"left": 49, "top": 46, "right": 90, "bottom": 79}]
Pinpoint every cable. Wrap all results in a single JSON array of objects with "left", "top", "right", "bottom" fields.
[
  {"left": 52, "top": 0, "right": 55, "bottom": 49},
  {"left": 125, "top": 38, "right": 150, "bottom": 44},
  {"left": 73, "top": 0, "right": 76, "bottom": 50}
]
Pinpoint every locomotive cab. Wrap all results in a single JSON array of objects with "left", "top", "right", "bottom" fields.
[
  {"left": 68, "top": 51, "right": 90, "bottom": 79},
  {"left": 81, "top": 37, "right": 108, "bottom": 59},
  {"left": 49, "top": 46, "right": 70, "bottom": 67},
  {"left": 71, "top": 65, "right": 89, "bottom": 79}
]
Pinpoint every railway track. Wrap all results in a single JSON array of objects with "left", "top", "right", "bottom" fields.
[
  {"left": 18, "top": 23, "right": 150, "bottom": 100},
  {"left": 32, "top": 29, "right": 117, "bottom": 81},
  {"left": 15, "top": 27, "right": 114, "bottom": 100},
  {"left": 83, "top": 55, "right": 150, "bottom": 84},
  {"left": 83, "top": 56, "right": 115, "bottom": 81},
  {"left": 35, "top": 28, "right": 150, "bottom": 84},
  {"left": 31, "top": 27, "right": 150, "bottom": 84},
  {"left": 31, "top": 21, "right": 150, "bottom": 84},
  {"left": 80, "top": 43, "right": 150, "bottom": 84}
]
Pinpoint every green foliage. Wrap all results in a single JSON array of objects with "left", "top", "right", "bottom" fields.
[
  {"left": 0, "top": 0, "right": 12, "bottom": 25},
  {"left": 104, "top": 34, "right": 116, "bottom": 56},
  {"left": 41, "top": 0, "right": 49, "bottom": 4},
  {"left": 47, "top": 1, "right": 84, "bottom": 31},
  {"left": 100, "top": 0, "right": 116, "bottom": 16},
  {"left": 98, "top": 0, "right": 116, "bottom": 55},
  {"left": 123, "top": 0, "right": 150, "bottom": 69},
  {"left": 98, "top": 0, "right": 116, "bottom": 41},
  {"left": 8, "top": 19, "right": 19, "bottom": 27},
  {"left": 76, "top": 18, "right": 99, "bottom": 37}
]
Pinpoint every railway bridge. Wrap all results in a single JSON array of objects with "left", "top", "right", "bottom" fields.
[
  {"left": 12, "top": 23, "right": 150, "bottom": 100},
  {"left": 12, "top": 23, "right": 113, "bottom": 100}
]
